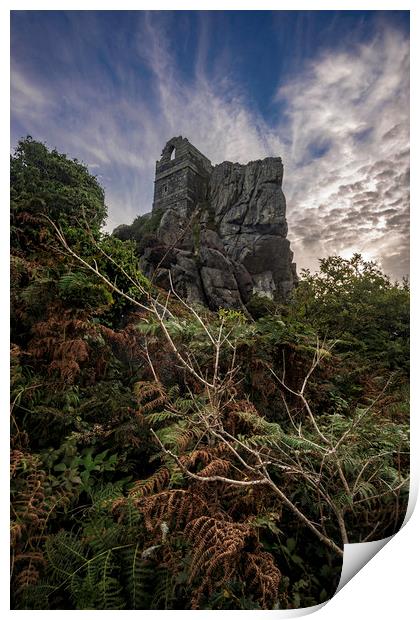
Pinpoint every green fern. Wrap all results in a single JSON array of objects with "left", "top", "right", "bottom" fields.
[
  {"left": 120, "top": 543, "right": 154, "bottom": 608},
  {"left": 150, "top": 565, "right": 177, "bottom": 609},
  {"left": 83, "top": 517, "right": 122, "bottom": 555},
  {"left": 45, "top": 531, "right": 87, "bottom": 584},
  {"left": 154, "top": 420, "right": 202, "bottom": 454},
  {"left": 145, "top": 410, "right": 180, "bottom": 426},
  {"left": 16, "top": 583, "right": 53, "bottom": 610},
  {"left": 95, "top": 549, "right": 125, "bottom": 609}
]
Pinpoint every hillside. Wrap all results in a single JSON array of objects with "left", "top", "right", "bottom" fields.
[{"left": 10, "top": 138, "right": 409, "bottom": 610}]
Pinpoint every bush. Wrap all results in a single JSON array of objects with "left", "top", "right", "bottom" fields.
[{"left": 291, "top": 254, "right": 409, "bottom": 371}]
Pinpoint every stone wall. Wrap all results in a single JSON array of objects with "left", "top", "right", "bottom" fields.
[{"left": 152, "top": 136, "right": 212, "bottom": 216}]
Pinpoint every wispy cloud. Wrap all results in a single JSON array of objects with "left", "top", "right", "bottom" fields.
[
  {"left": 10, "top": 14, "right": 409, "bottom": 280},
  {"left": 278, "top": 28, "right": 409, "bottom": 280}
]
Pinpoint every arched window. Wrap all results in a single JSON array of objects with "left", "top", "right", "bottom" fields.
[{"left": 170, "top": 147, "right": 176, "bottom": 161}]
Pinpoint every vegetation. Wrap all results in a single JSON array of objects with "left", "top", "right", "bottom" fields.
[
  {"left": 10, "top": 138, "right": 409, "bottom": 610},
  {"left": 113, "top": 209, "right": 164, "bottom": 256}
]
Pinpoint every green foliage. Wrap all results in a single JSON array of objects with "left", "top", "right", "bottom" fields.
[
  {"left": 43, "top": 443, "right": 118, "bottom": 494},
  {"left": 11, "top": 137, "right": 106, "bottom": 253},
  {"left": 10, "top": 140, "right": 409, "bottom": 611},
  {"left": 113, "top": 209, "right": 164, "bottom": 255},
  {"left": 58, "top": 272, "right": 114, "bottom": 311},
  {"left": 91, "top": 233, "right": 152, "bottom": 323},
  {"left": 42, "top": 530, "right": 126, "bottom": 609},
  {"left": 246, "top": 294, "right": 280, "bottom": 319},
  {"left": 291, "top": 254, "right": 409, "bottom": 371},
  {"left": 218, "top": 307, "right": 248, "bottom": 325}
]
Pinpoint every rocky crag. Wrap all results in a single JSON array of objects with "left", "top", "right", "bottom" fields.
[{"left": 117, "top": 136, "right": 298, "bottom": 310}]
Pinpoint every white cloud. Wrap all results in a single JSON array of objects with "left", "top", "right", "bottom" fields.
[
  {"left": 11, "top": 67, "right": 53, "bottom": 120},
  {"left": 277, "top": 28, "right": 409, "bottom": 280}
]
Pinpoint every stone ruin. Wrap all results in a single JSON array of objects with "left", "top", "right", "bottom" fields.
[{"left": 139, "top": 136, "right": 298, "bottom": 310}]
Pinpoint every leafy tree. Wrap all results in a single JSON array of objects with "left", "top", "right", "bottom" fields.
[
  {"left": 11, "top": 137, "right": 106, "bottom": 257},
  {"left": 291, "top": 254, "right": 409, "bottom": 371},
  {"left": 10, "top": 141, "right": 153, "bottom": 608}
]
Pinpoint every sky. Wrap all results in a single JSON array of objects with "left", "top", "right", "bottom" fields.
[{"left": 10, "top": 10, "right": 410, "bottom": 280}]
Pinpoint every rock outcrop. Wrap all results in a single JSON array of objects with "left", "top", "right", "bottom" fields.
[
  {"left": 210, "top": 158, "right": 296, "bottom": 300},
  {"left": 136, "top": 137, "right": 297, "bottom": 310}
]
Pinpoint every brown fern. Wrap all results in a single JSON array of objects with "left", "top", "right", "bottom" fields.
[
  {"left": 224, "top": 398, "right": 264, "bottom": 435},
  {"left": 180, "top": 444, "right": 232, "bottom": 470},
  {"left": 195, "top": 459, "right": 232, "bottom": 478},
  {"left": 185, "top": 515, "right": 281, "bottom": 609},
  {"left": 134, "top": 380, "right": 168, "bottom": 414},
  {"left": 13, "top": 556, "right": 44, "bottom": 598},
  {"left": 243, "top": 550, "right": 281, "bottom": 608},
  {"left": 28, "top": 315, "right": 95, "bottom": 383},
  {"left": 10, "top": 448, "right": 72, "bottom": 601},
  {"left": 128, "top": 467, "right": 170, "bottom": 498},
  {"left": 113, "top": 489, "right": 208, "bottom": 535},
  {"left": 100, "top": 318, "right": 146, "bottom": 364},
  {"left": 11, "top": 450, "right": 48, "bottom": 601}
]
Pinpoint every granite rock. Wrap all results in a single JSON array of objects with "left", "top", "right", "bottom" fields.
[
  {"left": 210, "top": 158, "right": 296, "bottom": 299},
  {"left": 137, "top": 137, "right": 298, "bottom": 310}
]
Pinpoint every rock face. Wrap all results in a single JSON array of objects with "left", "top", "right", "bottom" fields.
[
  {"left": 139, "top": 137, "right": 297, "bottom": 310},
  {"left": 210, "top": 158, "right": 296, "bottom": 300}
]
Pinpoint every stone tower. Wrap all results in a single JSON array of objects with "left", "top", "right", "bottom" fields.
[
  {"left": 142, "top": 136, "right": 298, "bottom": 307},
  {"left": 152, "top": 136, "right": 212, "bottom": 215}
]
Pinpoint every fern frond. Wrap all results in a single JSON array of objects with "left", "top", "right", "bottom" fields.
[
  {"left": 185, "top": 516, "right": 281, "bottom": 609},
  {"left": 196, "top": 459, "right": 232, "bottom": 478},
  {"left": 173, "top": 395, "right": 199, "bottom": 414},
  {"left": 95, "top": 549, "right": 125, "bottom": 610},
  {"left": 45, "top": 531, "right": 87, "bottom": 584},
  {"left": 83, "top": 518, "right": 122, "bottom": 555},
  {"left": 353, "top": 481, "right": 377, "bottom": 501},
  {"left": 15, "top": 582, "right": 52, "bottom": 610},
  {"left": 58, "top": 272, "right": 88, "bottom": 294},
  {"left": 243, "top": 550, "right": 282, "bottom": 609},
  {"left": 134, "top": 381, "right": 167, "bottom": 414},
  {"left": 150, "top": 565, "right": 177, "bottom": 609},
  {"left": 154, "top": 421, "right": 202, "bottom": 454},
  {"left": 144, "top": 410, "right": 180, "bottom": 426},
  {"left": 69, "top": 548, "right": 126, "bottom": 610},
  {"left": 129, "top": 468, "right": 170, "bottom": 498},
  {"left": 123, "top": 489, "right": 208, "bottom": 535},
  {"left": 120, "top": 543, "right": 154, "bottom": 608},
  {"left": 88, "top": 481, "right": 127, "bottom": 505}
]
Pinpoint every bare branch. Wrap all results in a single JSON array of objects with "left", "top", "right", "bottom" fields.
[{"left": 150, "top": 430, "right": 267, "bottom": 487}]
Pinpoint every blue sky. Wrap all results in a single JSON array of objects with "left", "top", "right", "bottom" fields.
[{"left": 10, "top": 10, "right": 410, "bottom": 279}]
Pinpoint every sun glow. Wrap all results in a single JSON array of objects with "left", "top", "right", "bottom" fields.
[{"left": 340, "top": 248, "right": 377, "bottom": 262}]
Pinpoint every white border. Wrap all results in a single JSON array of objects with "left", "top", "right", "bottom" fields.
[{"left": 3, "top": 2, "right": 418, "bottom": 618}]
